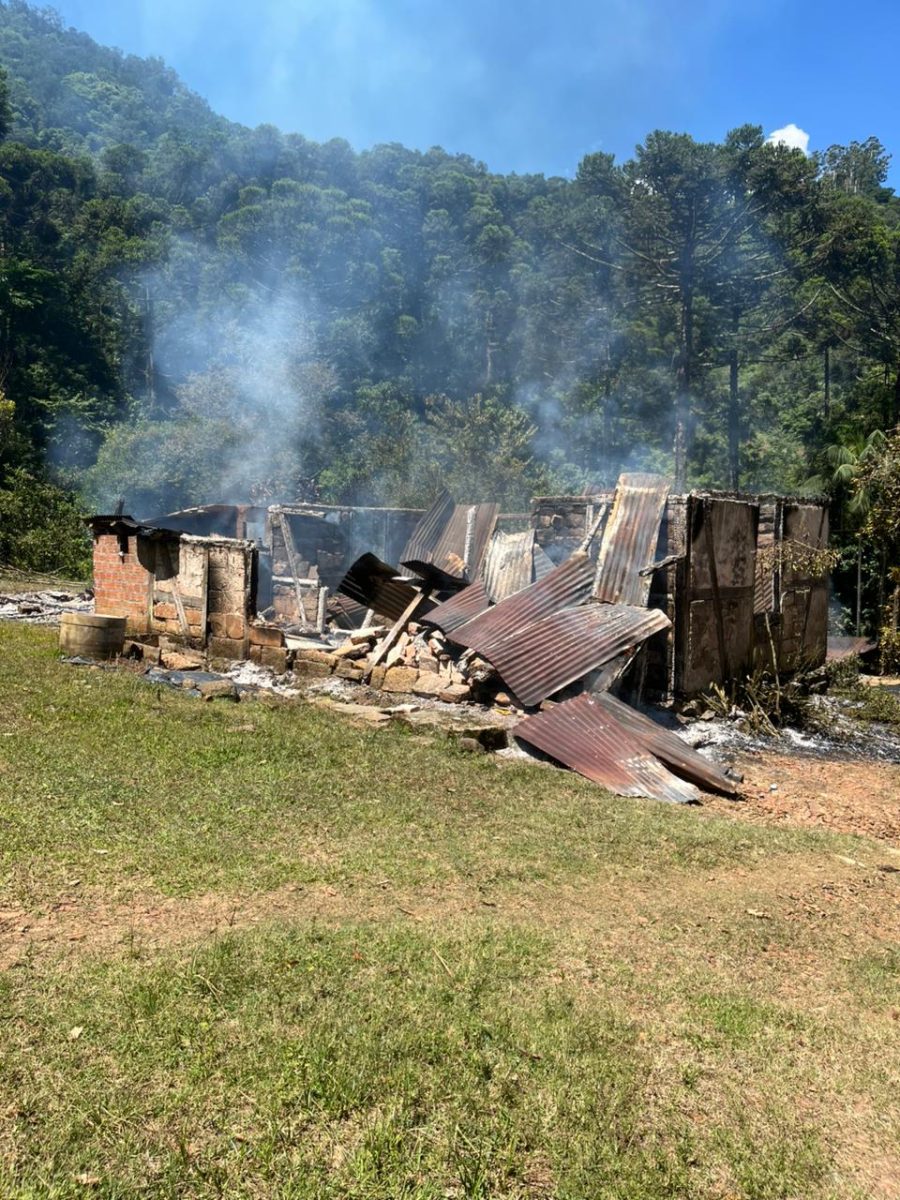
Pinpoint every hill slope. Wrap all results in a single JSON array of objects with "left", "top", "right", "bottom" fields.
[{"left": 0, "top": 1, "right": 897, "bottom": 632}]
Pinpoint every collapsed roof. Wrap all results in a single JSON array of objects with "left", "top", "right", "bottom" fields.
[
  {"left": 334, "top": 472, "right": 738, "bottom": 803},
  {"left": 88, "top": 476, "right": 830, "bottom": 805}
]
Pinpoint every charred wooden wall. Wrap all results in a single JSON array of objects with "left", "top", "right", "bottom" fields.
[{"left": 528, "top": 491, "right": 828, "bottom": 698}]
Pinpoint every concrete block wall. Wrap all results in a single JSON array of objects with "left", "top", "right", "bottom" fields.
[
  {"left": 206, "top": 541, "right": 254, "bottom": 659},
  {"left": 91, "top": 533, "right": 151, "bottom": 634},
  {"left": 91, "top": 529, "right": 255, "bottom": 653},
  {"left": 151, "top": 539, "right": 207, "bottom": 642},
  {"left": 531, "top": 496, "right": 606, "bottom": 563}
]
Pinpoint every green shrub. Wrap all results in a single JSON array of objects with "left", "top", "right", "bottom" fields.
[
  {"left": 880, "top": 626, "right": 900, "bottom": 674},
  {"left": 0, "top": 467, "right": 91, "bottom": 578}
]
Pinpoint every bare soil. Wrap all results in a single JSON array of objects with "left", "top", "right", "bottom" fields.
[
  {"left": 703, "top": 749, "right": 900, "bottom": 844},
  {"left": 3, "top": 803, "right": 898, "bottom": 974}
]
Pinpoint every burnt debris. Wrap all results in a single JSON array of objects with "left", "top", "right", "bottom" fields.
[{"left": 83, "top": 477, "right": 830, "bottom": 804}]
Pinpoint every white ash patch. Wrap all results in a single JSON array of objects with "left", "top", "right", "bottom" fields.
[
  {"left": 0, "top": 590, "right": 93, "bottom": 625},
  {"left": 676, "top": 695, "right": 900, "bottom": 763},
  {"left": 302, "top": 674, "right": 363, "bottom": 701},
  {"left": 224, "top": 660, "right": 300, "bottom": 696}
]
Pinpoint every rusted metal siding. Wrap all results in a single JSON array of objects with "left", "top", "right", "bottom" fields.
[
  {"left": 593, "top": 474, "right": 670, "bottom": 606},
  {"left": 451, "top": 552, "right": 594, "bottom": 650},
  {"left": 514, "top": 693, "right": 700, "bottom": 803},
  {"left": 337, "top": 553, "right": 433, "bottom": 623},
  {"left": 533, "top": 544, "right": 555, "bottom": 580},
  {"left": 401, "top": 491, "right": 498, "bottom": 585},
  {"left": 400, "top": 491, "right": 454, "bottom": 567},
  {"left": 483, "top": 603, "right": 670, "bottom": 706},
  {"left": 421, "top": 580, "right": 490, "bottom": 634},
  {"left": 481, "top": 529, "right": 538, "bottom": 603},
  {"left": 595, "top": 693, "right": 737, "bottom": 795}
]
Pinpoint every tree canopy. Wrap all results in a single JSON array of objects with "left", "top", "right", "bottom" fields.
[{"left": 0, "top": 0, "right": 898, "bottom": 610}]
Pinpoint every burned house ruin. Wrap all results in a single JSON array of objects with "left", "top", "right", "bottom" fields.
[
  {"left": 89, "top": 483, "right": 828, "bottom": 692},
  {"left": 88, "top": 478, "right": 828, "bottom": 803}
]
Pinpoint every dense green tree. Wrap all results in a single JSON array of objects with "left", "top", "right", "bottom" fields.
[{"left": 1, "top": 2, "right": 900, "bottom": 621}]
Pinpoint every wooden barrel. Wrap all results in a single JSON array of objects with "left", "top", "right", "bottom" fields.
[{"left": 59, "top": 612, "right": 127, "bottom": 659}]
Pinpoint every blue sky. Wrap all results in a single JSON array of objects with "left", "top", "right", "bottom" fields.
[{"left": 52, "top": 0, "right": 900, "bottom": 183}]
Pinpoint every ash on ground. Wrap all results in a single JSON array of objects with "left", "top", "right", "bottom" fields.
[
  {"left": 677, "top": 692, "right": 900, "bottom": 764},
  {"left": 0, "top": 590, "right": 93, "bottom": 624},
  {"left": 224, "top": 660, "right": 300, "bottom": 697}
]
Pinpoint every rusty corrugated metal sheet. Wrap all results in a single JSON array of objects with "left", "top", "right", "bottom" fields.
[
  {"left": 337, "top": 553, "right": 434, "bottom": 623},
  {"left": 327, "top": 593, "right": 369, "bottom": 629},
  {"left": 593, "top": 474, "right": 670, "bottom": 606},
  {"left": 451, "top": 552, "right": 594, "bottom": 650},
  {"left": 481, "top": 529, "right": 537, "bottom": 603},
  {"left": 401, "top": 491, "right": 498, "bottom": 586},
  {"left": 595, "top": 693, "right": 737, "bottom": 796},
  {"left": 422, "top": 580, "right": 491, "bottom": 634},
  {"left": 483, "top": 602, "right": 670, "bottom": 706},
  {"left": 400, "top": 490, "right": 454, "bottom": 566},
  {"left": 532, "top": 543, "right": 555, "bottom": 580},
  {"left": 514, "top": 693, "right": 699, "bottom": 803}
]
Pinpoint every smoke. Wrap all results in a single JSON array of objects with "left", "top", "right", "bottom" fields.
[
  {"left": 83, "top": 268, "right": 338, "bottom": 517},
  {"left": 53, "top": 0, "right": 761, "bottom": 177},
  {"left": 166, "top": 293, "right": 335, "bottom": 501}
]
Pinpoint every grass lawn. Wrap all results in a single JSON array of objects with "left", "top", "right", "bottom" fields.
[{"left": 1, "top": 623, "right": 898, "bottom": 1198}]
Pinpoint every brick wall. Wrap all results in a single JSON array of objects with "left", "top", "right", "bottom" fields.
[
  {"left": 92, "top": 533, "right": 151, "bottom": 634},
  {"left": 150, "top": 539, "right": 207, "bottom": 642}
]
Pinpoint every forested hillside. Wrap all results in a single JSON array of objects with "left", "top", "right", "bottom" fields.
[{"left": 0, "top": 0, "right": 899, "bottom": 628}]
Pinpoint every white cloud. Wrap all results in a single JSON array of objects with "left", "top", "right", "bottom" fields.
[{"left": 766, "top": 123, "right": 810, "bottom": 153}]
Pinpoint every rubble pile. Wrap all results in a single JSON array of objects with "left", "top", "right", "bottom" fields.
[
  {"left": 67, "top": 473, "right": 839, "bottom": 805},
  {"left": 292, "top": 621, "right": 501, "bottom": 706},
  {"left": 298, "top": 475, "right": 742, "bottom": 805},
  {"left": 0, "top": 589, "right": 93, "bottom": 624}
]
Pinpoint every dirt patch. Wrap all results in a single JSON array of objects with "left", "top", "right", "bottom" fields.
[
  {"left": 3, "top": 851, "right": 898, "bottom": 974},
  {"left": 701, "top": 750, "right": 900, "bottom": 844}
]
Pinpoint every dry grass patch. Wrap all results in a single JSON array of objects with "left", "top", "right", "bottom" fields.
[{"left": 1, "top": 623, "right": 898, "bottom": 1197}]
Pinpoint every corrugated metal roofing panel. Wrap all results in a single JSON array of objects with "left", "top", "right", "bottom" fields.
[
  {"left": 327, "top": 593, "right": 369, "bottom": 629},
  {"left": 451, "top": 552, "right": 594, "bottom": 650},
  {"left": 422, "top": 580, "right": 491, "bottom": 634},
  {"left": 595, "top": 693, "right": 738, "bottom": 796},
  {"left": 400, "top": 490, "right": 455, "bottom": 566},
  {"left": 337, "top": 553, "right": 433, "bottom": 623},
  {"left": 593, "top": 474, "right": 670, "bottom": 606},
  {"left": 532, "top": 543, "right": 555, "bottom": 580},
  {"left": 514, "top": 693, "right": 699, "bottom": 803},
  {"left": 401, "top": 491, "right": 498, "bottom": 586},
  {"left": 483, "top": 602, "right": 670, "bottom": 706},
  {"left": 481, "top": 529, "right": 536, "bottom": 603}
]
